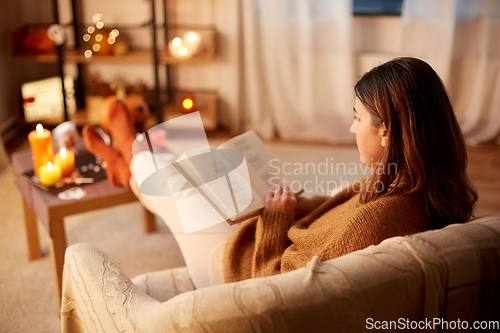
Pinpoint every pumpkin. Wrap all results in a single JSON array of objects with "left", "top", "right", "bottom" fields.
[{"left": 100, "top": 94, "right": 151, "bottom": 132}]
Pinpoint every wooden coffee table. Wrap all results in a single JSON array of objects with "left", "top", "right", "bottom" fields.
[{"left": 12, "top": 149, "right": 156, "bottom": 308}]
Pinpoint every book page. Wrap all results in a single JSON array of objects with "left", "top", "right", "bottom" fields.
[{"left": 217, "top": 130, "right": 282, "bottom": 198}]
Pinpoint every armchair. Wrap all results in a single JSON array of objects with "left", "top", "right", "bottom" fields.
[{"left": 61, "top": 216, "right": 500, "bottom": 332}]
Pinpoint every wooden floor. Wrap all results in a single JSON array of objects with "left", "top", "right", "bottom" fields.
[{"left": 466, "top": 143, "right": 500, "bottom": 217}]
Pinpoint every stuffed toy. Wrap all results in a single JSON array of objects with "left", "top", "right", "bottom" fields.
[
  {"left": 83, "top": 99, "right": 139, "bottom": 189},
  {"left": 99, "top": 94, "right": 151, "bottom": 133}
]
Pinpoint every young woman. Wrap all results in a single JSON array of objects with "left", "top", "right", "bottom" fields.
[
  {"left": 223, "top": 57, "right": 478, "bottom": 283},
  {"left": 83, "top": 57, "right": 477, "bottom": 288}
]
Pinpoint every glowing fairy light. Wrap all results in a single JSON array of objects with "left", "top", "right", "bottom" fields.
[
  {"left": 92, "top": 44, "right": 100, "bottom": 51},
  {"left": 96, "top": 21, "right": 104, "bottom": 29},
  {"left": 36, "top": 123, "right": 43, "bottom": 133},
  {"left": 108, "top": 37, "right": 116, "bottom": 44},
  {"left": 87, "top": 26, "right": 95, "bottom": 34},
  {"left": 179, "top": 47, "right": 187, "bottom": 56},
  {"left": 93, "top": 13, "right": 102, "bottom": 23},
  {"left": 173, "top": 37, "right": 181, "bottom": 47},
  {"left": 84, "top": 50, "right": 92, "bottom": 58},
  {"left": 110, "top": 29, "right": 119, "bottom": 38},
  {"left": 83, "top": 34, "right": 91, "bottom": 42},
  {"left": 95, "top": 34, "right": 103, "bottom": 42}
]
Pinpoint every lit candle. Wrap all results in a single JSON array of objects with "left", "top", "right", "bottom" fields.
[
  {"left": 53, "top": 148, "right": 75, "bottom": 177},
  {"left": 28, "top": 124, "right": 54, "bottom": 176},
  {"left": 38, "top": 161, "right": 62, "bottom": 186},
  {"left": 182, "top": 31, "right": 202, "bottom": 53}
]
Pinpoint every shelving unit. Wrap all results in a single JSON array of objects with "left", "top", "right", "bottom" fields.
[{"left": 10, "top": 0, "right": 218, "bottom": 130}]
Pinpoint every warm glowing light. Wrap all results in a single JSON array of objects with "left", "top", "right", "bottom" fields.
[
  {"left": 110, "top": 29, "right": 119, "bottom": 38},
  {"left": 83, "top": 34, "right": 91, "bottom": 42},
  {"left": 108, "top": 37, "right": 116, "bottom": 44},
  {"left": 92, "top": 44, "right": 100, "bottom": 51},
  {"left": 87, "top": 26, "right": 95, "bottom": 34},
  {"left": 93, "top": 13, "right": 102, "bottom": 23},
  {"left": 179, "top": 47, "right": 187, "bottom": 56},
  {"left": 96, "top": 22, "right": 104, "bottom": 29},
  {"left": 84, "top": 50, "right": 92, "bottom": 58},
  {"left": 36, "top": 123, "right": 43, "bottom": 133},
  {"left": 60, "top": 148, "right": 67, "bottom": 158},
  {"left": 95, "top": 34, "right": 103, "bottom": 42},
  {"left": 182, "top": 98, "right": 194, "bottom": 110},
  {"left": 188, "top": 32, "right": 197, "bottom": 42},
  {"left": 47, "top": 161, "right": 53, "bottom": 171},
  {"left": 173, "top": 37, "right": 181, "bottom": 47}
]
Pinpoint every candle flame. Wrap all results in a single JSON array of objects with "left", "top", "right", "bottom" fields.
[
  {"left": 47, "top": 162, "right": 53, "bottom": 170},
  {"left": 36, "top": 124, "right": 43, "bottom": 133},
  {"left": 60, "top": 148, "right": 66, "bottom": 158}
]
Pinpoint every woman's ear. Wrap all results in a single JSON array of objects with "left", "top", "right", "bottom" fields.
[{"left": 379, "top": 123, "right": 388, "bottom": 148}]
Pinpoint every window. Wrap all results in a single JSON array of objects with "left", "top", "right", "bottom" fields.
[{"left": 353, "top": 0, "right": 403, "bottom": 16}]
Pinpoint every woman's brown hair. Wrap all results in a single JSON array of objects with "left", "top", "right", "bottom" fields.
[{"left": 354, "top": 57, "right": 477, "bottom": 227}]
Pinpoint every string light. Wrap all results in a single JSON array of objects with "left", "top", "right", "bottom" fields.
[{"left": 83, "top": 14, "right": 120, "bottom": 57}]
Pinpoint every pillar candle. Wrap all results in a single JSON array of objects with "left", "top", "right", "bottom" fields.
[
  {"left": 38, "top": 161, "right": 62, "bottom": 186},
  {"left": 28, "top": 124, "right": 54, "bottom": 176},
  {"left": 53, "top": 148, "right": 75, "bottom": 177}
]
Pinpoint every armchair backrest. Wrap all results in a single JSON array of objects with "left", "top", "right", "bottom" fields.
[
  {"left": 62, "top": 216, "right": 500, "bottom": 333},
  {"left": 412, "top": 215, "right": 500, "bottom": 330}
]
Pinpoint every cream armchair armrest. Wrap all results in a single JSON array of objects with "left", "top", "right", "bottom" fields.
[
  {"left": 62, "top": 234, "right": 447, "bottom": 333},
  {"left": 132, "top": 266, "right": 195, "bottom": 302}
]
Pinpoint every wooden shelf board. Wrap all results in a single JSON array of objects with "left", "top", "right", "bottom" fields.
[{"left": 12, "top": 48, "right": 214, "bottom": 64}]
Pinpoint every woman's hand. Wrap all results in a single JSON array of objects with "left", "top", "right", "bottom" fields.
[{"left": 265, "top": 185, "right": 297, "bottom": 214}]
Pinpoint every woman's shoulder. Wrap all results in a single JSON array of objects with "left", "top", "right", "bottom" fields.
[{"left": 353, "top": 190, "right": 433, "bottom": 234}]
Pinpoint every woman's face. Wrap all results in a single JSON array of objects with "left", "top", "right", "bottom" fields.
[{"left": 350, "top": 98, "right": 387, "bottom": 167}]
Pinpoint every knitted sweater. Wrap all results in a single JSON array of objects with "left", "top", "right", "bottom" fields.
[{"left": 223, "top": 185, "right": 433, "bottom": 283}]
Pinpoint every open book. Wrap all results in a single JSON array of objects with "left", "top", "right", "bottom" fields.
[{"left": 168, "top": 130, "right": 280, "bottom": 225}]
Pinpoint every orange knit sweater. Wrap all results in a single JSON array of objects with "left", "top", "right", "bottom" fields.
[{"left": 223, "top": 185, "right": 433, "bottom": 283}]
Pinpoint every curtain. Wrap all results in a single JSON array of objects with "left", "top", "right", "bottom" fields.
[
  {"left": 0, "top": 136, "right": 9, "bottom": 174},
  {"left": 401, "top": 0, "right": 500, "bottom": 144},
  {"left": 242, "top": 0, "right": 355, "bottom": 142}
]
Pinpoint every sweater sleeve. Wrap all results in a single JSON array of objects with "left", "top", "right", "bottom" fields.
[{"left": 251, "top": 210, "right": 295, "bottom": 278}]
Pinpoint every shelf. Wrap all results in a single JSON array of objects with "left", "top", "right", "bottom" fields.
[
  {"left": 11, "top": 27, "right": 216, "bottom": 64},
  {"left": 12, "top": 48, "right": 216, "bottom": 64}
]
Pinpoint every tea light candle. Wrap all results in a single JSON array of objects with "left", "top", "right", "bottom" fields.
[
  {"left": 28, "top": 124, "right": 54, "bottom": 176},
  {"left": 38, "top": 161, "right": 62, "bottom": 186},
  {"left": 53, "top": 148, "right": 75, "bottom": 177}
]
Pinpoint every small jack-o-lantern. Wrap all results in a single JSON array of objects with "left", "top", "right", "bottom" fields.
[{"left": 100, "top": 94, "right": 151, "bottom": 133}]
